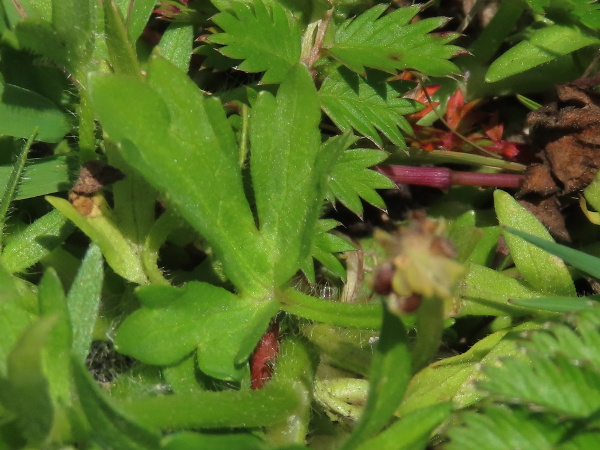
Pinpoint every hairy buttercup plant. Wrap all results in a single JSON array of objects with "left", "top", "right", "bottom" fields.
[{"left": 0, "top": 0, "right": 599, "bottom": 448}]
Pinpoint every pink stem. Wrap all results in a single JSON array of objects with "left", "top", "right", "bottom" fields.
[{"left": 375, "top": 165, "right": 524, "bottom": 189}]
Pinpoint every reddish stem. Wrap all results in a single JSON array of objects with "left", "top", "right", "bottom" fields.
[
  {"left": 250, "top": 320, "right": 280, "bottom": 390},
  {"left": 375, "top": 165, "right": 524, "bottom": 189}
]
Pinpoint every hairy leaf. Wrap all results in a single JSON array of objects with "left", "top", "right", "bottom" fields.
[
  {"left": 90, "top": 55, "right": 271, "bottom": 294},
  {"left": 115, "top": 282, "right": 278, "bottom": 381},
  {"left": 319, "top": 67, "right": 421, "bottom": 148},
  {"left": 326, "top": 4, "right": 461, "bottom": 76},
  {"left": 72, "top": 360, "right": 162, "bottom": 450},
  {"left": 342, "top": 305, "right": 410, "bottom": 449},
  {"left": 251, "top": 63, "right": 335, "bottom": 286},
  {"left": 210, "top": 0, "right": 302, "bottom": 83}
]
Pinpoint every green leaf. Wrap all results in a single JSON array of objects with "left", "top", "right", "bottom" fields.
[
  {"left": 459, "top": 263, "right": 541, "bottom": 316},
  {"left": 505, "top": 227, "right": 600, "bottom": 281},
  {"left": 67, "top": 244, "right": 103, "bottom": 362},
  {"left": 72, "top": 359, "right": 162, "bottom": 449},
  {"left": 251, "top": 63, "right": 332, "bottom": 286},
  {"left": 89, "top": 56, "right": 270, "bottom": 294},
  {"left": 303, "top": 218, "right": 355, "bottom": 282},
  {"left": 326, "top": 5, "right": 461, "bottom": 76},
  {"left": 448, "top": 309, "right": 600, "bottom": 448},
  {"left": 0, "top": 83, "right": 70, "bottom": 142},
  {"left": 486, "top": 24, "right": 600, "bottom": 82},
  {"left": 162, "top": 432, "right": 267, "bottom": 450},
  {"left": 509, "top": 295, "right": 598, "bottom": 312},
  {"left": 37, "top": 269, "right": 72, "bottom": 407},
  {"left": 0, "top": 155, "right": 72, "bottom": 200},
  {"left": 319, "top": 67, "right": 421, "bottom": 148},
  {"left": 0, "top": 265, "right": 34, "bottom": 377},
  {"left": 46, "top": 196, "right": 148, "bottom": 285},
  {"left": 118, "top": 337, "right": 311, "bottom": 430},
  {"left": 357, "top": 402, "right": 452, "bottom": 450},
  {"left": 210, "top": 0, "right": 302, "bottom": 84},
  {"left": 115, "top": 0, "right": 155, "bottom": 42},
  {"left": 327, "top": 147, "right": 395, "bottom": 216},
  {"left": 14, "top": 0, "right": 94, "bottom": 75},
  {"left": 342, "top": 305, "right": 411, "bottom": 449},
  {"left": 115, "top": 282, "right": 279, "bottom": 381},
  {"left": 447, "top": 405, "right": 571, "bottom": 450},
  {"left": 103, "top": 0, "right": 141, "bottom": 78},
  {"left": 158, "top": 22, "right": 194, "bottom": 72},
  {"left": 397, "top": 321, "right": 543, "bottom": 416},
  {"left": 0, "top": 316, "right": 58, "bottom": 447},
  {"left": 2, "top": 210, "right": 74, "bottom": 274},
  {"left": 494, "top": 190, "right": 575, "bottom": 297}
]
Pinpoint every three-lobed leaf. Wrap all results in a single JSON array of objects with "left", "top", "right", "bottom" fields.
[
  {"left": 89, "top": 55, "right": 271, "bottom": 295},
  {"left": 251, "top": 63, "right": 336, "bottom": 286},
  {"left": 115, "top": 282, "right": 279, "bottom": 381}
]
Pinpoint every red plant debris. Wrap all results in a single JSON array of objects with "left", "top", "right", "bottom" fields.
[
  {"left": 407, "top": 85, "right": 522, "bottom": 160},
  {"left": 250, "top": 321, "right": 280, "bottom": 390}
]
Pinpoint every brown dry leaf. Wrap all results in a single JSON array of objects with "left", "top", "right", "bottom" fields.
[{"left": 518, "top": 74, "right": 600, "bottom": 240}]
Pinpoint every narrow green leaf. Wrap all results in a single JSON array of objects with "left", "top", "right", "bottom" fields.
[
  {"left": 158, "top": 22, "right": 194, "bottom": 72},
  {"left": 0, "top": 316, "right": 57, "bottom": 447},
  {"left": 486, "top": 24, "right": 600, "bottom": 82},
  {"left": 115, "top": 282, "right": 279, "bottom": 381},
  {"left": 0, "top": 155, "right": 73, "bottom": 200},
  {"left": 103, "top": 0, "right": 141, "bottom": 77},
  {"left": 342, "top": 305, "right": 411, "bottom": 449},
  {"left": 0, "top": 83, "right": 70, "bottom": 142},
  {"left": 46, "top": 196, "right": 148, "bottom": 285},
  {"left": 89, "top": 56, "right": 270, "bottom": 294},
  {"left": 505, "top": 226, "right": 600, "bottom": 281},
  {"left": 37, "top": 268, "right": 72, "bottom": 395},
  {"left": 327, "top": 5, "right": 461, "bottom": 76},
  {"left": 251, "top": 63, "right": 328, "bottom": 285},
  {"left": 210, "top": 0, "right": 302, "bottom": 84},
  {"left": 509, "top": 296, "right": 598, "bottom": 312},
  {"left": 67, "top": 243, "right": 103, "bottom": 362},
  {"left": 357, "top": 402, "right": 452, "bottom": 450},
  {"left": 0, "top": 130, "right": 32, "bottom": 245},
  {"left": 162, "top": 432, "right": 267, "bottom": 450},
  {"left": 0, "top": 265, "right": 34, "bottom": 377},
  {"left": 319, "top": 67, "right": 420, "bottom": 148},
  {"left": 72, "top": 359, "right": 162, "bottom": 449},
  {"left": 2, "top": 210, "right": 74, "bottom": 274},
  {"left": 115, "top": 0, "right": 155, "bottom": 42},
  {"left": 494, "top": 190, "right": 575, "bottom": 296}
]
